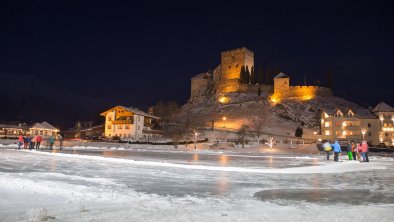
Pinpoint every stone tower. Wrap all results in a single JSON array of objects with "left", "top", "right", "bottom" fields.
[
  {"left": 273, "top": 72, "right": 290, "bottom": 96},
  {"left": 220, "top": 47, "right": 254, "bottom": 80}
]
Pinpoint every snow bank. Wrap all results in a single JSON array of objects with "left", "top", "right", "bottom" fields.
[{"left": 18, "top": 150, "right": 386, "bottom": 174}]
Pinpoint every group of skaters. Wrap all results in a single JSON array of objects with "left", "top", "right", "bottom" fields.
[
  {"left": 17, "top": 134, "right": 63, "bottom": 150},
  {"left": 323, "top": 140, "right": 369, "bottom": 162}
]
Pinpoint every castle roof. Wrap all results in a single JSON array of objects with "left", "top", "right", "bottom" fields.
[
  {"left": 274, "top": 72, "right": 289, "bottom": 79},
  {"left": 371, "top": 102, "right": 394, "bottom": 113}
]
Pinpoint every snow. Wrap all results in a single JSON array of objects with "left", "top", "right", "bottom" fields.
[{"left": 0, "top": 147, "right": 393, "bottom": 222}]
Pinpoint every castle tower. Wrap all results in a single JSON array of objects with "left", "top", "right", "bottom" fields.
[
  {"left": 220, "top": 47, "right": 254, "bottom": 80},
  {"left": 273, "top": 72, "right": 290, "bottom": 97}
]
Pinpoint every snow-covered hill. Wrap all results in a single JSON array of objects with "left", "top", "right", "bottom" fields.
[{"left": 176, "top": 91, "right": 368, "bottom": 138}]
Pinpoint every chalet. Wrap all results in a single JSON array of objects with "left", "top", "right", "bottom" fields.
[
  {"left": 100, "top": 106, "right": 160, "bottom": 140},
  {"left": 29, "top": 121, "right": 59, "bottom": 138},
  {"left": 321, "top": 102, "right": 394, "bottom": 146}
]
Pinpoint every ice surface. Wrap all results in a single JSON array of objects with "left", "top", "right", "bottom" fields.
[{"left": 0, "top": 148, "right": 393, "bottom": 222}]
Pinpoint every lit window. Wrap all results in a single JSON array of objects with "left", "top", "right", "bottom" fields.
[
  {"left": 325, "top": 131, "right": 330, "bottom": 135},
  {"left": 324, "top": 113, "right": 329, "bottom": 118},
  {"left": 368, "top": 123, "right": 371, "bottom": 128},
  {"left": 107, "top": 125, "right": 111, "bottom": 129},
  {"left": 118, "top": 125, "right": 122, "bottom": 129},
  {"left": 336, "top": 131, "right": 341, "bottom": 136},
  {"left": 108, "top": 117, "right": 112, "bottom": 121},
  {"left": 325, "top": 122, "right": 330, "bottom": 127},
  {"left": 125, "top": 125, "right": 130, "bottom": 129},
  {"left": 368, "top": 132, "right": 371, "bottom": 136}
]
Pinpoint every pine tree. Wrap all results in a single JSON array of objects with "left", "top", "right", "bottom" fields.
[
  {"left": 245, "top": 66, "right": 250, "bottom": 84},
  {"left": 250, "top": 66, "right": 255, "bottom": 84},
  {"left": 265, "top": 66, "right": 273, "bottom": 85},
  {"left": 325, "top": 71, "right": 334, "bottom": 89},
  {"left": 257, "top": 65, "right": 264, "bottom": 84},
  {"left": 239, "top": 66, "right": 246, "bottom": 84}
]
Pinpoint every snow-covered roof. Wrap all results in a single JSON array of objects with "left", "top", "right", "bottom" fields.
[
  {"left": 371, "top": 102, "right": 394, "bottom": 113},
  {"left": 323, "top": 107, "right": 377, "bottom": 119},
  {"left": 30, "top": 122, "right": 59, "bottom": 131},
  {"left": 101, "top": 106, "right": 159, "bottom": 119},
  {"left": 274, "top": 72, "right": 289, "bottom": 79}
]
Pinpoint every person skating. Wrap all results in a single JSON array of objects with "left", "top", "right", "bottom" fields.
[
  {"left": 346, "top": 141, "right": 353, "bottom": 160},
  {"left": 361, "top": 140, "right": 369, "bottom": 162},
  {"left": 323, "top": 141, "right": 332, "bottom": 160},
  {"left": 23, "top": 136, "right": 29, "bottom": 149},
  {"left": 351, "top": 141, "right": 357, "bottom": 161},
  {"left": 35, "top": 135, "right": 42, "bottom": 150},
  {"left": 331, "top": 140, "right": 341, "bottom": 162},
  {"left": 356, "top": 142, "right": 362, "bottom": 162},
  {"left": 17, "top": 134, "right": 24, "bottom": 149},
  {"left": 48, "top": 136, "right": 55, "bottom": 150},
  {"left": 58, "top": 134, "right": 63, "bottom": 150},
  {"left": 28, "top": 136, "right": 34, "bottom": 150}
]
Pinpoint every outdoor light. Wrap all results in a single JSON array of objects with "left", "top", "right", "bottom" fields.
[
  {"left": 313, "top": 131, "right": 317, "bottom": 135},
  {"left": 222, "top": 117, "right": 226, "bottom": 121},
  {"left": 361, "top": 130, "right": 366, "bottom": 139},
  {"left": 342, "top": 122, "right": 347, "bottom": 127}
]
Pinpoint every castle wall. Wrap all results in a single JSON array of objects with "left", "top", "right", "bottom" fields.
[
  {"left": 220, "top": 47, "right": 254, "bottom": 80},
  {"left": 190, "top": 73, "right": 211, "bottom": 100},
  {"left": 213, "top": 65, "right": 221, "bottom": 82},
  {"left": 273, "top": 85, "right": 333, "bottom": 101},
  {"left": 214, "top": 79, "right": 240, "bottom": 93}
]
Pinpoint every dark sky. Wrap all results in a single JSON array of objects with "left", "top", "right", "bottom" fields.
[{"left": 1, "top": 0, "right": 394, "bottom": 125}]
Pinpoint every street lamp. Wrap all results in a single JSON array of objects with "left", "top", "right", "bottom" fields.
[
  {"left": 361, "top": 129, "right": 366, "bottom": 140},
  {"left": 222, "top": 117, "right": 227, "bottom": 128},
  {"left": 194, "top": 131, "right": 198, "bottom": 149},
  {"left": 313, "top": 131, "right": 317, "bottom": 142}
]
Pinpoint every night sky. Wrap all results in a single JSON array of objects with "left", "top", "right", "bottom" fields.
[{"left": 1, "top": 0, "right": 393, "bottom": 127}]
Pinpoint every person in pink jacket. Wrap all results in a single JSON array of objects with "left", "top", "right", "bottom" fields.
[
  {"left": 17, "top": 135, "right": 24, "bottom": 149},
  {"left": 361, "top": 140, "right": 369, "bottom": 162}
]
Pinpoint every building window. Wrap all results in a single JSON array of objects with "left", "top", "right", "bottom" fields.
[
  {"left": 138, "top": 116, "right": 141, "bottom": 121},
  {"left": 385, "top": 133, "right": 389, "bottom": 137},
  {"left": 124, "top": 134, "right": 126, "bottom": 138},
  {"left": 335, "top": 122, "right": 342, "bottom": 127},
  {"left": 125, "top": 125, "right": 130, "bottom": 129},
  {"left": 108, "top": 117, "right": 112, "bottom": 121},
  {"left": 325, "top": 131, "right": 330, "bottom": 136},
  {"left": 107, "top": 125, "right": 111, "bottom": 129},
  {"left": 229, "top": 66, "right": 231, "bottom": 68},
  {"left": 325, "top": 122, "right": 330, "bottom": 127},
  {"left": 44, "top": 131, "right": 47, "bottom": 136},
  {"left": 336, "top": 131, "right": 341, "bottom": 136},
  {"left": 118, "top": 125, "right": 122, "bottom": 129},
  {"left": 109, "top": 134, "right": 111, "bottom": 137},
  {"left": 368, "top": 123, "right": 371, "bottom": 128},
  {"left": 128, "top": 134, "right": 131, "bottom": 137},
  {"left": 368, "top": 132, "right": 371, "bottom": 137},
  {"left": 40, "top": 131, "right": 43, "bottom": 135},
  {"left": 324, "top": 113, "right": 329, "bottom": 118},
  {"left": 236, "top": 64, "right": 239, "bottom": 67}
]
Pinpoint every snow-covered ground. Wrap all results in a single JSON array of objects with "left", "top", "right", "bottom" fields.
[{"left": 1, "top": 145, "right": 394, "bottom": 222}]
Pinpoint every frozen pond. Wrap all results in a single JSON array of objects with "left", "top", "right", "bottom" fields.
[{"left": 0, "top": 147, "right": 394, "bottom": 221}]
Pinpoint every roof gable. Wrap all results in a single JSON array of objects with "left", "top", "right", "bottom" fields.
[
  {"left": 372, "top": 102, "right": 394, "bottom": 113},
  {"left": 274, "top": 72, "right": 289, "bottom": 79}
]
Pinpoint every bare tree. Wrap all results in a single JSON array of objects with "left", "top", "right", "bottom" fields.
[
  {"left": 250, "top": 116, "right": 266, "bottom": 144},
  {"left": 238, "top": 125, "right": 249, "bottom": 148}
]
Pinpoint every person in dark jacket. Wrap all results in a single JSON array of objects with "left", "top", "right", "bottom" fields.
[
  {"left": 331, "top": 141, "right": 341, "bottom": 162},
  {"left": 346, "top": 142, "right": 353, "bottom": 160}
]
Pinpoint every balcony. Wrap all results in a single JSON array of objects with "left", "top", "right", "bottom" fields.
[
  {"left": 345, "top": 126, "right": 360, "bottom": 131},
  {"left": 112, "top": 119, "right": 133, "bottom": 124}
]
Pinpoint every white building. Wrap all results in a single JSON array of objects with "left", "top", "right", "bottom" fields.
[
  {"left": 100, "top": 106, "right": 160, "bottom": 140},
  {"left": 29, "top": 121, "right": 59, "bottom": 137}
]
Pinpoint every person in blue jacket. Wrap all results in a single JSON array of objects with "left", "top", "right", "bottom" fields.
[{"left": 331, "top": 141, "right": 342, "bottom": 162}]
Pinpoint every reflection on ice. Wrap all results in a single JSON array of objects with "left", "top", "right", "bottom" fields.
[{"left": 254, "top": 189, "right": 394, "bottom": 205}]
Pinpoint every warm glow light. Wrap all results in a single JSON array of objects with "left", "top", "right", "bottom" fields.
[
  {"left": 321, "top": 119, "right": 324, "bottom": 124},
  {"left": 361, "top": 130, "right": 366, "bottom": 135},
  {"left": 325, "top": 130, "right": 330, "bottom": 136},
  {"left": 324, "top": 113, "right": 329, "bottom": 118},
  {"left": 342, "top": 122, "right": 347, "bottom": 127},
  {"left": 302, "top": 95, "right": 313, "bottom": 100},
  {"left": 270, "top": 97, "right": 278, "bottom": 103},
  {"left": 325, "top": 122, "right": 330, "bottom": 127},
  {"left": 218, "top": 96, "right": 230, "bottom": 104},
  {"left": 222, "top": 117, "right": 227, "bottom": 121},
  {"left": 342, "top": 131, "right": 347, "bottom": 135},
  {"left": 313, "top": 131, "right": 317, "bottom": 135},
  {"left": 380, "top": 138, "right": 383, "bottom": 143}
]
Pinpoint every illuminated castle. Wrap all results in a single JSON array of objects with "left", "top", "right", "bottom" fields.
[
  {"left": 271, "top": 72, "right": 332, "bottom": 102},
  {"left": 190, "top": 47, "right": 332, "bottom": 102}
]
